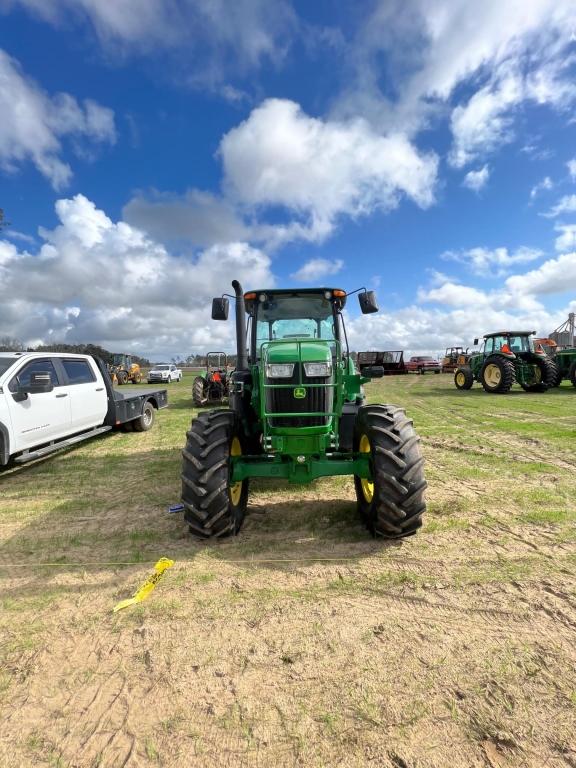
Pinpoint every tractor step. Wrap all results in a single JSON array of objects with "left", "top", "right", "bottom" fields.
[{"left": 15, "top": 426, "right": 112, "bottom": 463}]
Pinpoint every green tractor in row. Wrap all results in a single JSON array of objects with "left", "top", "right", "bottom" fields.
[
  {"left": 550, "top": 348, "right": 576, "bottom": 387},
  {"left": 181, "top": 281, "right": 427, "bottom": 539},
  {"left": 454, "top": 331, "right": 557, "bottom": 394}
]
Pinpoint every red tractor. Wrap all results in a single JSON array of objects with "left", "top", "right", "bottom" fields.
[{"left": 192, "top": 352, "right": 231, "bottom": 406}]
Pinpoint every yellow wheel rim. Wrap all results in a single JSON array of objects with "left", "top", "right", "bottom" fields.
[
  {"left": 359, "top": 434, "right": 374, "bottom": 503},
  {"left": 456, "top": 371, "right": 465, "bottom": 387},
  {"left": 229, "top": 437, "right": 243, "bottom": 506},
  {"left": 484, "top": 363, "right": 501, "bottom": 387}
]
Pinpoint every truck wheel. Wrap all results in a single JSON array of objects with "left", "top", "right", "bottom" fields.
[
  {"left": 192, "top": 376, "right": 206, "bottom": 407},
  {"left": 520, "top": 357, "right": 555, "bottom": 392},
  {"left": 420, "top": 368, "right": 425, "bottom": 375},
  {"left": 181, "top": 410, "right": 248, "bottom": 538},
  {"left": 569, "top": 361, "right": 576, "bottom": 388},
  {"left": 454, "top": 367, "right": 474, "bottom": 390},
  {"left": 353, "top": 405, "right": 426, "bottom": 538},
  {"left": 133, "top": 402, "right": 155, "bottom": 432},
  {"left": 480, "top": 356, "right": 515, "bottom": 393}
]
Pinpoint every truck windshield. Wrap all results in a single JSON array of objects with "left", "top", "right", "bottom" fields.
[
  {"left": 255, "top": 294, "right": 337, "bottom": 353},
  {"left": 156, "top": 365, "right": 170, "bottom": 370},
  {"left": 0, "top": 357, "right": 18, "bottom": 376}
]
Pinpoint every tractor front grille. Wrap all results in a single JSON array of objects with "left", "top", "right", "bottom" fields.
[{"left": 265, "top": 367, "right": 333, "bottom": 427}]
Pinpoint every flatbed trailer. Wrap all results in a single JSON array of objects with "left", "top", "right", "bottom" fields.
[{"left": 357, "top": 350, "right": 408, "bottom": 375}]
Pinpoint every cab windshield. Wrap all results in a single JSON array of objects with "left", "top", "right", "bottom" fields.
[
  {"left": 486, "top": 335, "right": 532, "bottom": 354},
  {"left": 253, "top": 293, "right": 338, "bottom": 357}
]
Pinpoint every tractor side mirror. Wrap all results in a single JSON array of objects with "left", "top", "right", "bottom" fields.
[
  {"left": 212, "top": 297, "right": 229, "bottom": 321},
  {"left": 473, "top": 338, "right": 479, "bottom": 346},
  {"left": 359, "top": 290, "right": 378, "bottom": 314},
  {"left": 361, "top": 365, "right": 385, "bottom": 378}
]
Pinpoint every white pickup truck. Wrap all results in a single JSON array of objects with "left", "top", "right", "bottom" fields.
[
  {"left": 0, "top": 352, "right": 168, "bottom": 467},
  {"left": 147, "top": 363, "right": 182, "bottom": 383}
]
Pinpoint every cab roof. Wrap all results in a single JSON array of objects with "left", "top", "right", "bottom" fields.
[
  {"left": 244, "top": 288, "right": 347, "bottom": 310},
  {"left": 483, "top": 331, "right": 536, "bottom": 338}
]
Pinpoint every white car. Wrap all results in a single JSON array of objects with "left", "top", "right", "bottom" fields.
[
  {"left": 147, "top": 364, "right": 182, "bottom": 383},
  {"left": 0, "top": 352, "right": 168, "bottom": 467}
]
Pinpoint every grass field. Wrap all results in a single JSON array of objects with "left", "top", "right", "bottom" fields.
[{"left": 1, "top": 373, "right": 575, "bottom": 768}]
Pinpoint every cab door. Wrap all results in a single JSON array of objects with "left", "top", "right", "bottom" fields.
[
  {"left": 6, "top": 358, "right": 72, "bottom": 452},
  {"left": 60, "top": 358, "right": 107, "bottom": 432}
]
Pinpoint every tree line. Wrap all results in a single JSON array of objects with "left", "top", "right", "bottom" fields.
[{"left": 0, "top": 338, "right": 151, "bottom": 366}]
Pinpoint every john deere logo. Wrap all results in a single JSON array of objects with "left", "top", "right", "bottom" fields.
[{"left": 293, "top": 387, "right": 306, "bottom": 399}]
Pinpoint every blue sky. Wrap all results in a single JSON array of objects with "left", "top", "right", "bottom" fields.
[{"left": 0, "top": 0, "right": 575, "bottom": 359}]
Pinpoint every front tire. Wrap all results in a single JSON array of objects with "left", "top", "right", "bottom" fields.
[
  {"left": 181, "top": 410, "right": 248, "bottom": 538},
  {"left": 117, "top": 371, "right": 128, "bottom": 385},
  {"left": 192, "top": 376, "right": 206, "bottom": 407},
  {"left": 353, "top": 405, "right": 427, "bottom": 538},
  {"left": 480, "top": 356, "right": 515, "bottom": 393},
  {"left": 454, "top": 367, "right": 474, "bottom": 390}
]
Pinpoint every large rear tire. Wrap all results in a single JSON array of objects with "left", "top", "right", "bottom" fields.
[
  {"left": 480, "top": 356, "right": 515, "bottom": 393},
  {"left": 181, "top": 410, "right": 248, "bottom": 538},
  {"left": 520, "top": 357, "right": 555, "bottom": 392},
  {"left": 569, "top": 361, "right": 576, "bottom": 388},
  {"left": 549, "top": 360, "right": 563, "bottom": 387},
  {"left": 353, "top": 405, "right": 427, "bottom": 538},
  {"left": 454, "top": 367, "right": 474, "bottom": 390},
  {"left": 192, "top": 376, "right": 206, "bottom": 407}
]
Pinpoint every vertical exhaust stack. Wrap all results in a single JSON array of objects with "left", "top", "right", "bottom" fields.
[{"left": 232, "top": 280, "right": 248, "bottom": 370}]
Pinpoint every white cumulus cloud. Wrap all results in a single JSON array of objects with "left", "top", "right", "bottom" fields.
[
  {"left": 334, "top": 1, "right": 576, "bottom": 168},
  {"left": 0, "top": 49, "right": 115, "bottom": 188},
  {"left": 542, "top": 195, "right": 576, "bottom": 218},
  {"left": 554, "top": 224, "right": 576, "bottom": 252},
  {"left": 462, "top": 165, "right": 490, "bottom": 192},
  {"left": 4, "top": 0, "right": 296, "bottom": 84},
  {"left": 441, "top": 246, "right": 542, "bottom": 277},
  {"left": 505, "top": 252, "right": 576, "bottom": 296},
  {"left": 0, "top": 195, "right": 274, "bottom": 354},
  {"left": 530, "top": 176, "right": 553, "bottom": 200},
  {"left": 291, "top": 258, "right": 344, "bottom": 282},
  {"left": 220, "top": 98, "right": 438, "bottom": 242}
]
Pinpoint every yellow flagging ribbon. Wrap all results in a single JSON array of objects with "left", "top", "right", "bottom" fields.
[{"left": 113, "top": 557, "right": 175, "bottom": 612}]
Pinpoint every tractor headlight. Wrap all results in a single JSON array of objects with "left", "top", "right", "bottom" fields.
[
  {"left": 266, "top": 363, "right": 294, "bottom": 378},
  {"left": 303, "top": 361, "right": 332, "bottom": 377}
]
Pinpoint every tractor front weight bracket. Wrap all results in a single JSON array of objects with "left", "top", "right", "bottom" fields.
[{"left": 231, "top": 453, "right": 371, "bottom": 485}]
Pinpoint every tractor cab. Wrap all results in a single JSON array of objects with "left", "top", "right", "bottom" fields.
[{"left": 476, "top": 331, "right": 538, "bottom": 358}]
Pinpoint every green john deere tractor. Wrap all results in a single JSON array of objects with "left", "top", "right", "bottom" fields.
[
  {"left": 181, "top": 281, "right": 427, "bottom": 539},
  {"left": 454, "top": 331, "right": 557, "bottom": 394},
  {"left": 550, "top": 348, "right": 576, "bottom": 387}
]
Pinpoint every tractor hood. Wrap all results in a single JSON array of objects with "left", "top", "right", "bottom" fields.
[{"left": 264, "top": 341, "right": 332, "bottom": 365}]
